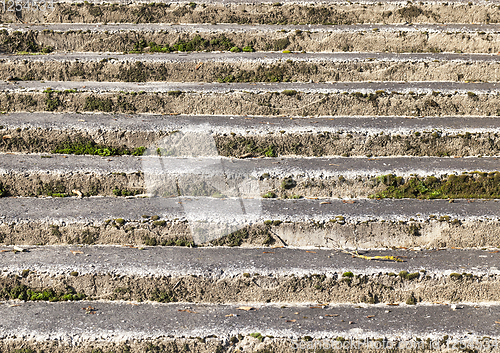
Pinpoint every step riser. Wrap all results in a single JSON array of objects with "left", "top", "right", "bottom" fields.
[
  {"left": 1, "top": 3, "right": 499, "bottom": 24},
  {"left": 3, "top": 126, "right": 500, "bottom": 157},
  {"left": 2, "top": 218, "right": 500, "bottom": 248},
  {"left": 2, "top": 91, "right": 500, "bottom": 116},
  {"left": 3, "top": 170, "right": 500, "bottom": 198},
  {"left": 1, "top": 273, "right": 499, "bottom": 304},
  {"left": 2, "top": 60, "right": 499, "bottom": 83},
  {"left": 2, "top": 29, "right": 499, "bottom": 53}
]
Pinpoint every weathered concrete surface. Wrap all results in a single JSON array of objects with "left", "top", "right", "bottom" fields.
[
  {"left": 2, "top": 52, "right": 500, "bottom": 83},
  {"left": 1, "top": 24, "right": 500, "bottom": 53}
]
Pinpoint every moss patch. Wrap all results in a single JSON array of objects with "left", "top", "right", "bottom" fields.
[
  {"left": 0, "top": 284, "right": 85, "bottom": 302},
  {"left": 53, "top": 141, "right": 145, "bottom": 156},
  {"left": 370, "top": 172, "right": 500, "bottom": 199}
]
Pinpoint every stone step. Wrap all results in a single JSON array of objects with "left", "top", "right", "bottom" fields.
[
  {"left": 1, "top": 197, "right": 500, "bottom": 248},
  {"left": 1, "top": 81, "right": 500, "bottom": 116},
  {"left": 1, "top": 1, "right": 499, "bottom": 25},
  {"left": 0, "top": 153, "right": 500, "bottom": 198},
  {"left": 0, "top": 301, "right": 498, "bottom": 353},
  {"left": 2, "top": 113, "right": 500, "bottom": 157},
  {"left": 1, "top": 23, "right": 499, "bottom": 53},
  {"left": 0, "top": 246, "right": 499, "bottom": 304},
  {"left": 2, "top": 52, "right": 499, "bottom": 82}
]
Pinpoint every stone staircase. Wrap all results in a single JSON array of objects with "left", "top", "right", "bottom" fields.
[{"left": 0, "top": 1, "right": 500, "bottom": 352}]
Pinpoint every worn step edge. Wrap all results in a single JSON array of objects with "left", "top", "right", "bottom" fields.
[
  {"left": 1, "top": 23, "right": 500, "bottom": 54},
  {"left": 1, "top": 198, "right": 500, "bottom": 248},
  {"left": 1, "top": 52, "right": 499, "bottom": 83}
]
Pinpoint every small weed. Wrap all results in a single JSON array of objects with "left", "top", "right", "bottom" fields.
[
  {"left": 53, "top": 140, "right": 145, "bottom": 156},
  {"left": 282, "top": 89, "right": 298, "bottom": 96},
  {"left": 167, "top": 90, "right": 182, "bottom": 97},
  {"left": 342, "top": 271, "right": 354, "bottom": 278},
  {"left": 262, "top": 192, "right": 277, "bottom": 198},
  {"left": 249, "top": 333, "right": 264, "bottom": 342},
  {"left": 281, "top": 177, "right": 296, "bottom": 189}
]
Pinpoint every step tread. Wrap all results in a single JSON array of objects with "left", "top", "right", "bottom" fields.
[
  {"left": 1, "top": 154, "right": 499, "bottom": 176},
  {"left": 4, "top": 113, "right": 500, "bottom": 133},
  {"left": 3, "top": 81, "right": 500, "bottom": 93},
  {"left": 1, "top": 197, "right": 499, "bottom": 222},
  {"left": 0, "top": 301, "right": 499, "bottom": 341},
  {"left": 2, "top": 23, "right": 499, "bottom": 33},
  {"left": 3, "top": 51, "right": 500, "bottom": 62},
  {"left": 1, "top": 246, "right": 499, "bottom": 276}
]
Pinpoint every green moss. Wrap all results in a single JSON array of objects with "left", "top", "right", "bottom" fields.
[
  {"left": 0, "top": 285, "right": 85, "bottom": 302},
  {"left": 53, "top": 140, "right": 145, "bottom": 156},
  {"left": 161, "top": 239, "right": 193, "bottom": 247},
  {"left": 262, "top": 192, "right": 277, "bottom": 198},
  {"left": 282, "top": 89, "right": 298, "bottom": 96},
  {"left": 150, "top": 289, "right": 177, "bottom": 303},
  {"left": 249, "top": 333, "right": 264, "bottom": 342},
  {"left": 211, "top": 228, "right": 249, "bottom": 247},
  {"left": 399, "top": 271, "right": 420, "bottom": 280},
  {"left": 342, "top": 271, "right": 354, "bottom": 278},
  {"left": 370, "top": 172, "right": 500, "bottom": 199},
  {"left": 115, "top": 218, "right": 125, "bottom": 225},
  {"left": 167, "top": 90, "right": 182, "bottom": 96},
  {"left": 142, "top": 235, "right": 157, "bottom": 246},
  {"left": 113, "top": 188, "right": 144, "bottom": 197},
  {"left": 132, "top": 35, "right": 249, "bottom": 54},
  {"left": 281, "top": 177, "right": 296, "bottom": 189},
  {"left": 84, "top": 96, "right": 114, "bottom": 112},
  {"left": 406, "top": 295, "right": 417, "bottom": 305},
  {"left": 0, "top": 182, "right": 8, "bottom": 197}
]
